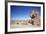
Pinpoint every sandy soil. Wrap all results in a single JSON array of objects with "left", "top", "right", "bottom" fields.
[{"left": 10, "top": 19, "right": 41, "bottom": 28}]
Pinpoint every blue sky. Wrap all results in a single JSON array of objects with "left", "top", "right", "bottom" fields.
[{"left": 11, "top": 5, "right": 41, "bottom": 20}]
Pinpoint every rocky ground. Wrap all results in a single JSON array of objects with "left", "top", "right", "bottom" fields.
[{"left": 10, "top": 16, "right": 41, "bottom": 28}]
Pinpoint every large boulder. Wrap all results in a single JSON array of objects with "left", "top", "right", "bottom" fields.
[{"left": 31, "top": 16, "right": 41, "bottom": 26}]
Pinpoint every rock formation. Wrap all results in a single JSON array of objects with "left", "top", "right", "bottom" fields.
[
  {"left": 28, "top": 10, "right": 41, "bottom": 26},
  {"left": 11, "top": 10, "right": 41, "bottom": 27}
]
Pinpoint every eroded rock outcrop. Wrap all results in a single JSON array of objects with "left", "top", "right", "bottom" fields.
[{"left": 28, "top": 10, "right": 41, "bottom": 26}]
